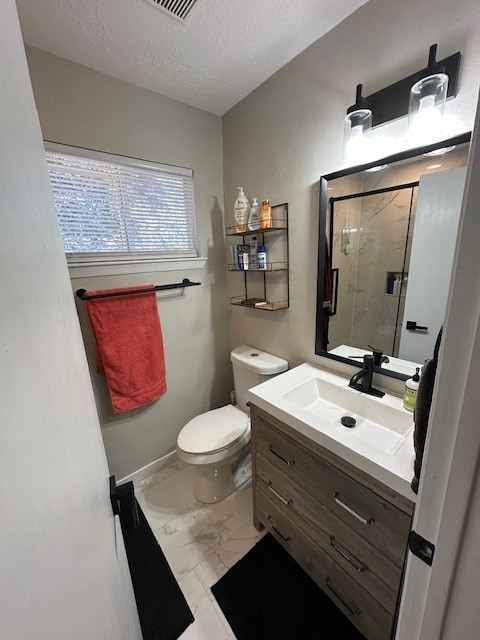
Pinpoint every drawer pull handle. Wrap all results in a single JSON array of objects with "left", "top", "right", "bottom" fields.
[
  {"left": 267, "top": 516, "right": 291, "bottom": 542},
  {"left": 330, "top": 536, "right": 367, "bottom": 573},
  {"left": 334, "top": 493, "right": 374, "bottom": 525},
  {"left": 267, "top": 482, "right": 292, "bottom": 506},
  {"left": 326, "top": 577, "right": 361, "bottom": 616},
  {"left": 269, "top": 445, "right": 295, "bottom": 466}
]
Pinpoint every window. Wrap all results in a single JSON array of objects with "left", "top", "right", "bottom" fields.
[{"left": 45, "top": 143, "right": 199, "bottom": 270}]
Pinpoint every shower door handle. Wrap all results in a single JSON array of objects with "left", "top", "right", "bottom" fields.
[
  {"left": 406, "top": 320, "right": 429, "bottom": 332},
  {"left": 330, "top": 268, "right": 339, "bottom": 316}
]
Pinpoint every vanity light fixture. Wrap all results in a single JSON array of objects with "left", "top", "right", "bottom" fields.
[
  {"left": 343, "top": 84, "right": 372, "bottom": 163},
  {"left": 343, "top": 44, "right": 460, "bottom": 164}
]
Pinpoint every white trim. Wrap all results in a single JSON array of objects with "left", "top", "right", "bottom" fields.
[
  {"left": 396, "top": 90, "right": 480, "bottom": 640},
  {"left": 44, "top": 141, "right": 193, "bottom": 177},
  {"left": 117, "top": 450, "right": 177, "bottom": 488},
  {"left": 68, "top": 256, "right": 207, "bottom": 278}
]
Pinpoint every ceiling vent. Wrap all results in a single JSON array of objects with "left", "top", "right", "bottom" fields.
[{"left": 144, "top": 0, "right": 199, "bottom": 23}]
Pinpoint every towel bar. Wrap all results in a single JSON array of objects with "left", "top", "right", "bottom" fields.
[{"left": 75, "top": 278, "right": 201, "bottom": 301}]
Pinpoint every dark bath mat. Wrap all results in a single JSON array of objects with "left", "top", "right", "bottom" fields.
[
  {"left": 118, "top": 483, "right": 194, "bottom": 640},
  {"left": 211, "top": 534, "right": 365, "bottom": 640}
]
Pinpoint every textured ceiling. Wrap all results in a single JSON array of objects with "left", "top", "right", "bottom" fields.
[{"left": 17, "top": 0, "right": 367, "bottom": 115}]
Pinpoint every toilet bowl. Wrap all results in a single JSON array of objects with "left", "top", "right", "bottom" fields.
[
  {"left": 176, "top": 345, "right": 288, "bottom": 504},
  {"left": 177, "top": 404, "right": 251, "bottom": 503}
]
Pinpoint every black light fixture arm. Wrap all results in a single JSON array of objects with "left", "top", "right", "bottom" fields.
[
  {"left": 347, "top": 84, "right": 371, "bottom": 115},
  {"left": 350, "top": 43, "right": 460, "bottom": 127}
]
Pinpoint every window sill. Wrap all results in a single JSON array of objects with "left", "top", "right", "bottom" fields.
[{"left": 68, "top": 257, "right": 207, "bottom": 279}]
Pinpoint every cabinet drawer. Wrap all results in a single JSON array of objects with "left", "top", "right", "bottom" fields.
[
  {"left": 256, "top": 487, "right": 393, "bottom": 640},
  {"left": 257, "top": 463, "right": 400, "bottom": 615},
  {"left": 255, "top": 415, "right": 411, "bottom": 568}
]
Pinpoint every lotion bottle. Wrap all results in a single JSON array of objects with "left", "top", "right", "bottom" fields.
[
  {"left": 248, "top": 198, "right": 261, "bottom": 231},
  {"left": 403, "top": 367, "right": 420, "bottom": 412},
  {"left": 234, "top": 187, "right": 249, "bottom": 233}
]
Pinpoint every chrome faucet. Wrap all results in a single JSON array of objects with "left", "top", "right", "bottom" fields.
[{"left": 348, "top": 355, "right": 385, "bottom": 397}]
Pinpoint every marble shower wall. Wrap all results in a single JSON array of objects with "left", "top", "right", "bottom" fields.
[
  {"left": 351, "top": 187, "right": 415, "bottom": 354},
  {"left": 328, "top": 175, "right": 363, "bottom": 350}
]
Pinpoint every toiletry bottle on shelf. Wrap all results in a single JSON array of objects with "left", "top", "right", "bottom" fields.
[
  {"left": 230, "top": 244, "right": 239, "bottom": 270},
  {"left": 237, "top": 245, "right": 244, "bottom": 270},
  {"left": 403, "top": 367, "right": 420, "bottom": 412},
  {"left": 248, "top": 198, "right": 261, "bottom": 231},
  {"left": 234, "top": 187, "right": 249, "bottom": 233},
  {"left": 257, "top": 245, "right": 267, "bottom": 270},
  {"left": 249, "top": 235, "right": 259, "bottom": 266},
  {"left": 260, "top": 200, "right": 272, "bottom": 229},
  {"left": 242, "top": 247, "right": 249, "bottom": 270}
]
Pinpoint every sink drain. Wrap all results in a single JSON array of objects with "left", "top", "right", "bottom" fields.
[{"left": 341, "top": 415, "right": 357, "bottom": 428}]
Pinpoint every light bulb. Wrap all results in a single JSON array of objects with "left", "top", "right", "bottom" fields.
[
  {"left": 409, "top": 95, "right": 443, "bottom": 145},
  {"left": 344, "top": 124, "right": 371, "bottom": 163},
  {"left": 343, "top": 101, "right": 372, "bottom": 164}
]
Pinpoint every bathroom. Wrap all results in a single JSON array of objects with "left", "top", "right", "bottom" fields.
[{"left": 2, "top": 0, "right": 480, "bottom": 639}]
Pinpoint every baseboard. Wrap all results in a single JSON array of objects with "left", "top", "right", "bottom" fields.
[{"left": 118, "top": 450, "right": 177, "bottom": 488}]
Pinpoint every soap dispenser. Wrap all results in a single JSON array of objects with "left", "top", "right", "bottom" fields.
[
  {"left": 403, "top": 367, "right": 421, "bottom": 412},
  {"left": 234, "top": 187, "right": 249, "bottom": 233}
]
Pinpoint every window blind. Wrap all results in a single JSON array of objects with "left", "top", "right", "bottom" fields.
[{"left": 46, "top": 150, "right": 197, "bottom": 262}]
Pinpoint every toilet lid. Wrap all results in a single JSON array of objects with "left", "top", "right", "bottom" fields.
[{"left": 178, "top": 405, "right": 250, "bottom": 455}]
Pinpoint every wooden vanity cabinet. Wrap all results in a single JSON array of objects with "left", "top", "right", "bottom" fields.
[{"left": 251, "top": 404, "right": 414, "bottom": 640}]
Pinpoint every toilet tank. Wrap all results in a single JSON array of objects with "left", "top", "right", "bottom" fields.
[{"left": 231, "top": 345, "right": 288, "bottom": 413}]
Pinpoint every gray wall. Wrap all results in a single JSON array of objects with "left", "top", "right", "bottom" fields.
[
  {"left": 222, "top": 0, "right": 480, "bottom": 387},
  {"left": 26, "top": 46, "right": 232, "bottom": 479}
]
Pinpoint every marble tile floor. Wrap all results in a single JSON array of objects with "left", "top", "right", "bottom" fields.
[{"left": 135, "top": 458, "right": 265, "bottom": 640}]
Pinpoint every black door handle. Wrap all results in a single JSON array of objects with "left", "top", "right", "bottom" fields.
[{"left": 406, "top": 321, "right": 428, "bottom": 332}]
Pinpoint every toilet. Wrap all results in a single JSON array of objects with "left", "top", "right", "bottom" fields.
[{"left": 176, "top": 345, "right": 288, "bottom": 503}]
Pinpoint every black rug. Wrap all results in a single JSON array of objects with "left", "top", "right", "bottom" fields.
[
  {"left": 211, "top": 534, "right": 365, "bottom": 640},
  {"left": 118, "top": 484, "right": 194, "bottom": 640}
]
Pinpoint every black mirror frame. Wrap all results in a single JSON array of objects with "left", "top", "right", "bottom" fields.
[{"left": 315, "top": 132, "right": 472, "bottom": 381}]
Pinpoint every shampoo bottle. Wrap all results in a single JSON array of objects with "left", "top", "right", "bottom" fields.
[
  {"left": 403, "top": 367, "right": 420, "bottom": 412},
  {"left": 248, "top": 197, "right": 261, "bottom": 231},
  {"left": 257, "top": 245, "right": 267, "bottom": 270},
  {"left": 234, "top": 187, "right": 249, "bottom": 233}
]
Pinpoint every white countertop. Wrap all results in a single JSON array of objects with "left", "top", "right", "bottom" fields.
[{"left": 248, "top": 362, "right": 416, "bottom": 503}]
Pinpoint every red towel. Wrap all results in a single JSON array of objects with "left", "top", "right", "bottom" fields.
[{"left": 86, "top": 285, "right": 167, "bottom": 413}]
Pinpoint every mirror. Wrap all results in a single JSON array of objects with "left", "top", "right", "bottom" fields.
[{"left": 316, "top": 133, "right": 471, "bottom": 380}]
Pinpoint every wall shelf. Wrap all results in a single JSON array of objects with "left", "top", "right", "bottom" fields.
[
  {"left": 225, "top": 204, "right": 288, "bottom": 236},
  {"left": 226, "top": 222, "right": 288, "bottom": 237},
  {"left": 227, "top": 261, "right": 288, "bottom": 272},
  {"left": 230, "top": 297, "right": 289, "bottom": 311},
  {"left": 226, "top": 202, "right": 289, "bottom": 311}
]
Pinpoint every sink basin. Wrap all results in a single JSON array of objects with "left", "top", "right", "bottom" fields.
[
  {"left": 281, "top": 377, "right": 413, "bottom": 455},
  {"left": 247, "top": 362, "right": 415, "bottom": 500}
]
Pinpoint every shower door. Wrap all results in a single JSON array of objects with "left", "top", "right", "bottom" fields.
[{"left": 330, "top": 183, "right": 417, "bottom": 356}]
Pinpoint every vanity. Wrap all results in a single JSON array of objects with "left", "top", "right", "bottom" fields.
[{"left": 248, "top": 364, "right": 416, "bottom": 640}]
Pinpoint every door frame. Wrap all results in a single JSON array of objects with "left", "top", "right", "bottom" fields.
[{"left": 396, "top": 93, "right": 480, "bottom": 639}]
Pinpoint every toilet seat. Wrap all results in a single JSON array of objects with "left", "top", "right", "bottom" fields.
[{"left": 178, "top": 404, "right": 249, "bottom": 455}]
